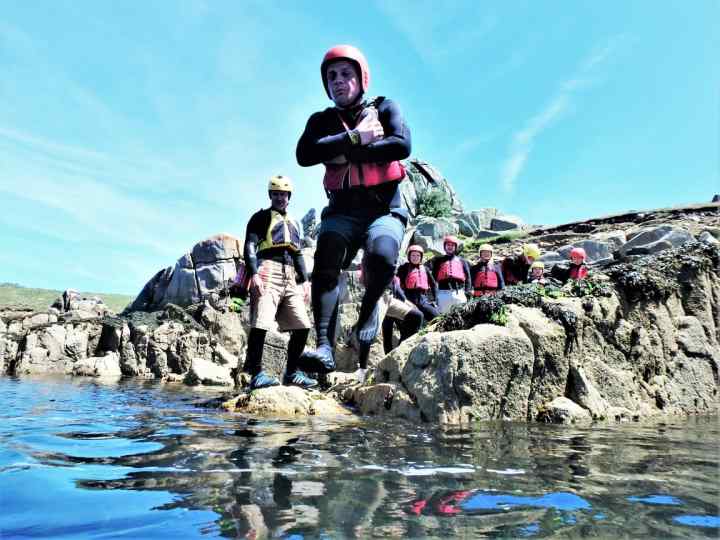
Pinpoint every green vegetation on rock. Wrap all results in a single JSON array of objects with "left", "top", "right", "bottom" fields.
[{"left": 416, "top": 188, "right": 453, "bottom": 218}]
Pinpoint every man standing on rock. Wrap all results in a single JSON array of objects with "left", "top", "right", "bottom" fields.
[
  {"left": 296, "top": 44, "right": 412, "bottom": 373},
  {"left": 239, "top": 175, "right": 316, "bottom": 390}
]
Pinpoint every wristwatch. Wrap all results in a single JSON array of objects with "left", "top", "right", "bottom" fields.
[{"left": 348, "top": 130, "right": 361, "bottom": 146}]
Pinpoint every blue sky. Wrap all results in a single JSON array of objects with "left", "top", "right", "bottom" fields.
[{"left": 1, "top": 1, "right": 718, "bottom": 295}]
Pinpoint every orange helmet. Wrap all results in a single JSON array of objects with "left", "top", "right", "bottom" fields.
[
  {"left": 443, "top": 235, "right": 459, "bottom": 248},
  {"left": 407, "top": 244, "right": 424, "bottom": 257},
  {"left": 321, "top": 45, "right": 370, "bottom": 99},
  {"left": 570, "top": 247, "right": 587, "bottom": 261}
]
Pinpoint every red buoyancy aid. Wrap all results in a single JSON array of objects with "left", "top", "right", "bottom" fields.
[
  {"left": 324, "top": 161, "right": 405, "bottom": 191},
  {"left": 437, "top": 257, "right": 465, "bottom": 282},
  {"left": 323, "top": 102, "right": 405, "bottom": 191},
  {"left": 569, "top": 264, "right": 588, "bottom": 280},
  {"left": 473, "top": 266, "right": 499, "bottom": 296},
  {"left": 404, "top": 266, "right": 430, "bottom": 291}
]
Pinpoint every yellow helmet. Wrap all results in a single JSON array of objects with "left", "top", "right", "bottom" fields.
[
  {"left": 523, "top": 243, "right": 541, "bottom": 259},
  {"left": 479, "top": 243, "right": 493, "bottom": 253},
  {"left": 531, "top": 261, "right": 545, "bottom": 270},
  {"left": 268, "top": 175, "right": 293, "bottom": 193}
]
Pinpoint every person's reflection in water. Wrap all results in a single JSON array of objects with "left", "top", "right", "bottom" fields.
[{"left": 225, "top": 423, "right": 322, "bottom": 538}]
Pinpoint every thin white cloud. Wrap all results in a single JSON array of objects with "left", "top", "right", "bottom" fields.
[{"left": 500, "top": 36, "right": 626, "bottom": 193}]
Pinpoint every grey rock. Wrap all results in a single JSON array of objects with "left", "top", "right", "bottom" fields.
[
  {"left": 537, "top": 397, "right": 592, "bottom": 424},
  {"left": 72, "top": 352, "right": 122, "bottom": 379},
  {"left": 490, "top": 215, "right": 524, "bottom": 232},
  {"left": 399, "top": 159, "right": 464, "bottom": 220},
  {"left": 184, "top": 357, "right": 233, "bottom": 386},
  {"left": 618, "top": 225, "right": 693, "bottom": 257},
  {"left": 699, "top": 231, "right": 719, "bottom": 246}
]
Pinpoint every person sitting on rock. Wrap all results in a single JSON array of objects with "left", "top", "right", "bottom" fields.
[
  {"left": 470, "top": 243, "right": 505, "bottom": 297},
  {"left": 528, "top": 261, "right": 547, "bottom": 285},
  {"left": 296, "top": 44, "right": 412, "bottom": 376},
  {"left": 397, "top": 244, "right": 440, "bottom": 323},
  {"left": 501, "top": 243, "right": 540, "bottom": 286},
  {"left": 429, "top": 235, "right": 472, "bottom": 313},
  {"left": 568, "top": 247, "right": 589, "bottom": 280},
  {"left": 239, "top": 175, "right": 316, "bottom": 390},
  {"left": 381, "top": 275, "right": 425, "bottom": 356}
]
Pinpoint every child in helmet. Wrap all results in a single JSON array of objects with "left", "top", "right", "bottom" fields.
[
  {"left": 528, "top": 261, "right": 546, "bottom": 285},
  {"left": 568, "top": 247, "right": 588, "bottom": 280},
  {"left": 397, "top": 244, "right": 440, "bottom": 322},
  {"left": 469, "top": 243, "right": 505, "bottom": 296},
  {"left": 428, "top": 235, "right": 472, "bottom": 313},
  {"left": 501, "top": 243, "right": 540, "bottom": 286},
  {"left": 296, "top": 45, "right": 411, "bottom": 374}
]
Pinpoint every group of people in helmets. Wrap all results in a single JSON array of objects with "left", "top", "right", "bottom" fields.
[{"left": 238, "top": 44, "right": 589, "bottom": 391}]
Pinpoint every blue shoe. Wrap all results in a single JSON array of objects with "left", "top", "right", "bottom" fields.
[
  {"left": 283, "top": 370, "right": 318, "bottom": 389},
  {"left": 249, "top": 371, "right": 280, "bottom": 390},
  {"left": 300, "top": 345, "right": 336, "bottom": 374}
]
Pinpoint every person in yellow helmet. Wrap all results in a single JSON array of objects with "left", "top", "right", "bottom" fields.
[
  {"left": 528, "top": 261, "right": 547, "bottom": 285},
  {"left": 502, "top": 243, "right": 541, "bottom": 286},
  {"left": 239, "top": 175, "right": 315, "bottom": 390}
]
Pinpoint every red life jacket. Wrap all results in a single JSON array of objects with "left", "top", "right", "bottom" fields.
[
  {"left": 404, "top": 265, "right": 430, "bottom": 291},
  {"left": 569, "top": 264, "right": 588, "bottom": 280},
  {"left": 473, "top": 265, "right": 499, "bottom": 296},
  {"left": 437, "top": 257, "right": 465, "bottom": 282},
  {"left": 323, "top": 102, "right": 405, "bottom": 191}
]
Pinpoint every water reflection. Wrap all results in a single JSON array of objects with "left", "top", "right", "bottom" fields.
[{"left": 0, "top": 377, "right": 718, "bottom": 538}]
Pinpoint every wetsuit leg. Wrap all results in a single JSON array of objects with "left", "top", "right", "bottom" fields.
[
  {"left": 285, "top": 328, "right": 309, "bottom": 375},
  {"left": 356, "top": 215, "right": 404, "bottom": 342},
  {"left": 242, "top": 327, "right": 267, "bottom": 377},
  {"left": 382, "top": 316, "right": 396, "bottom": 354},
  {"left": 300, "top": 230, "right": 347, "bottom": 373},
  {"left": 399, "top": 308, "right": 423, "bottom": 343},
  {"left": 418, "top": 297, "right": 440, "bottom": 322}
]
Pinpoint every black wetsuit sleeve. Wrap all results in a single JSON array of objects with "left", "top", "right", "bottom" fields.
[
  {"left": 393, "top": 280, "right": 408, "bottom": 302},
  {"left": 296, "top": 111, "right": 354, "bottom": 166},
  {"left": 243, "top": 210, "right": 269, "bottom": 276},
  {"left": 463, "top": 259, "right": 472, "bottom": 294},
  {"left": 347, "top": 99, "right": 411, "bottom": 163},
  {"left": 292, "top": 251, "right": 308, "bottom": 284},
  {"left": 397, "top": 264, "right": 408, "bottom": 293},
  {"left": 497, "top": 263, "right": 506, "bottom": 289}
]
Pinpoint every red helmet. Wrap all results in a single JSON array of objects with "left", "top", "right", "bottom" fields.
[
  {"left": 321, "top": 45, "right": 370, "bottom": 99},
  {"left": 407, "top": 244, "right": 424, "bottom": 256},
  {"left": 443, "top": 235, "right": 459, "bottom": 248},
  {"left": 570, "top": 247, "right": 587, "bottom": 261}
]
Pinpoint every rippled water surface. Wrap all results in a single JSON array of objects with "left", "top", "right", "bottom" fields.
[{"left": 1, "top": 377, "right": 718, "bottom": 539}]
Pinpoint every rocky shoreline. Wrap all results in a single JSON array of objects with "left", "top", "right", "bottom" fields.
[{"left": 1, "top": 201, "right": 718, "bottom": 425}]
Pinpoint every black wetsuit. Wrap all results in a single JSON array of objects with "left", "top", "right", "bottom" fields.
[
  {"left": 296, "top": 96, "right": 412, "bottom": 371},
  {"left": 397, "top": 262, "right": 440, "bottom": 322},
  {"left": 243, "top": 208, "right": 308, "bottom": 282}
]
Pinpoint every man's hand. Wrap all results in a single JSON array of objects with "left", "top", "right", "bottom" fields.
[
  {"left": 355, "top": 110, "right": 384, "bottom": 145},
  {"left": 302, "top": 281, "right": 311, "bottom": 303},
  {"left": 249, "top": 274, "right": 265, "bottom": 296}
]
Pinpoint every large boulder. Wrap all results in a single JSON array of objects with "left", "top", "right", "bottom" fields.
[
  {"left": 184, "top": 357, "right": 233, "bottom": 386},
  {"left": 456, "top": 209, "right": 499, "bottom": 236},
  {"left": 618, "top": 225, "right": 693, "bottom": 257},
  {"left": 412, "top": 217, "right": 459, "bottom": 254},
  {"left": 129, "top": 233, "right": 245, "bottom": 311},
  {"left": 490, "top": 214, "right": 525, "bottom": 232},
  {"left": 364, "top": 323, "right": 535, "bottom": 423}
]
